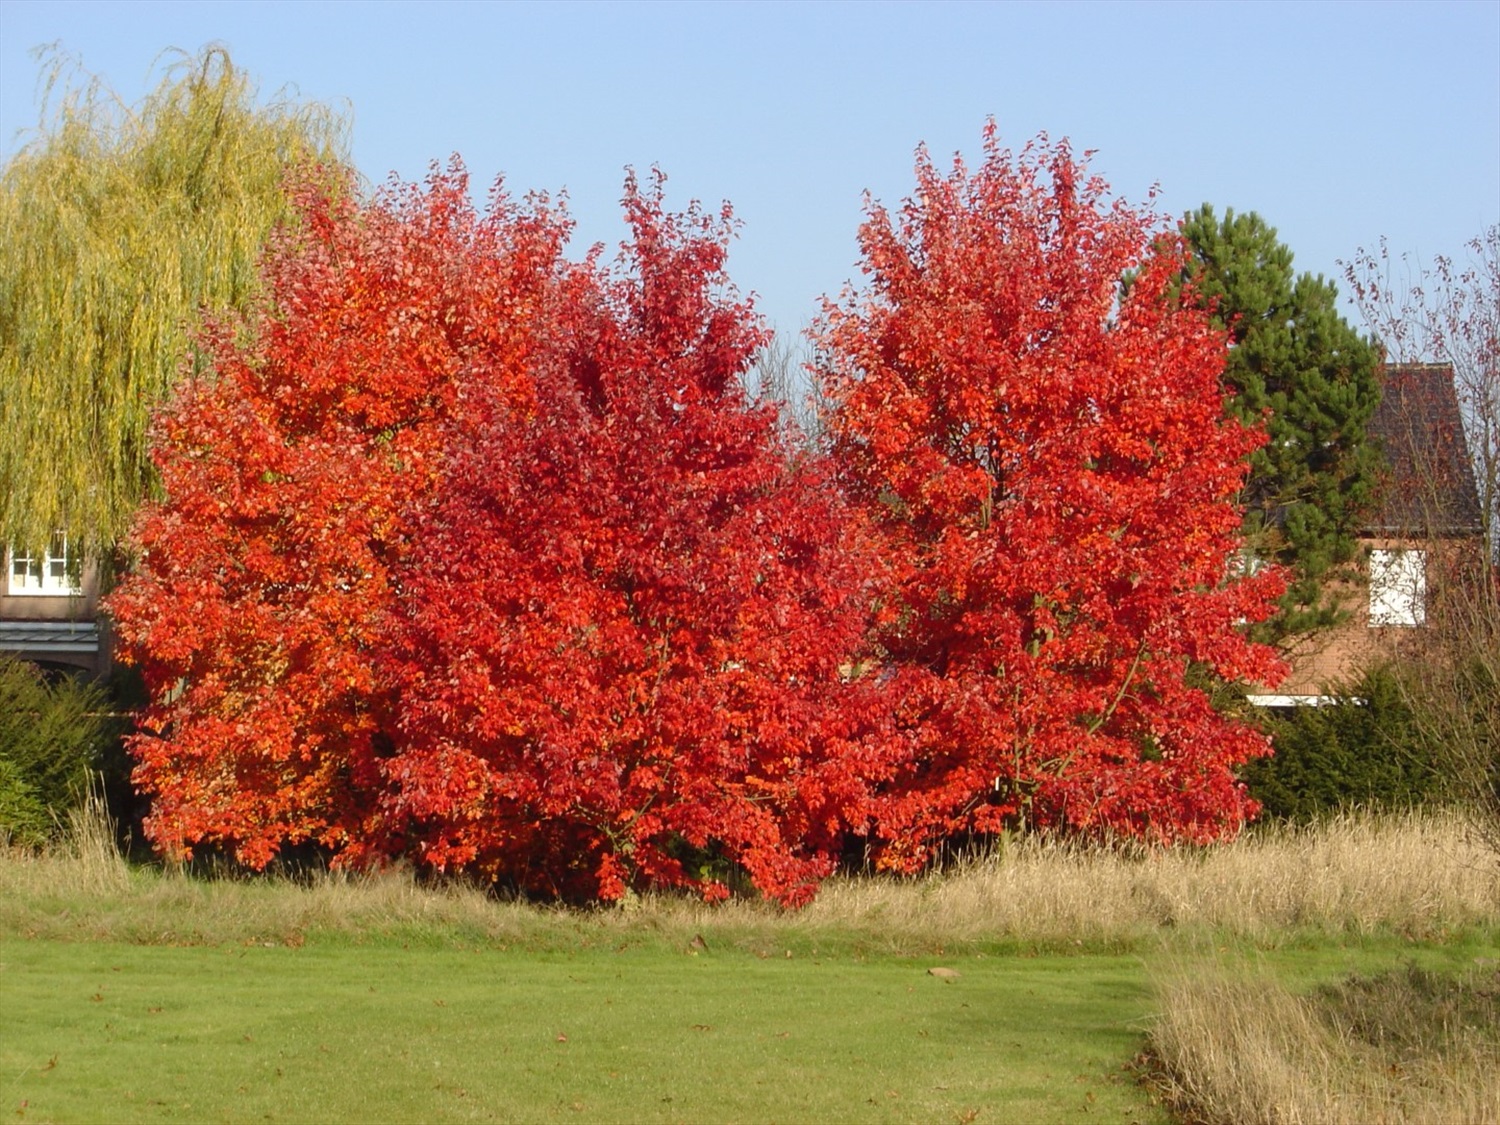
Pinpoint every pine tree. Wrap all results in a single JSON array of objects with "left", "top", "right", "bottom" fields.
[
  {"left": 1180, "top": 205, "right": 1383, "bottom": 641},
  {"left": 0, "top": 47, "right": 349, "bottom": 559}
]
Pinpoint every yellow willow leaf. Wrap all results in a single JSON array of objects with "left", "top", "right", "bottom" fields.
[{"left": 0, "top": 45, "right": 351, "bottom": 561}]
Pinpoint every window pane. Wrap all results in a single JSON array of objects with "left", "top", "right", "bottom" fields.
[
  {"left": 1369, "top": 549, "right": 1426, "bottom": 627},
  {"left": 5, "top": 536, "right": 80, "bottom": 595}
]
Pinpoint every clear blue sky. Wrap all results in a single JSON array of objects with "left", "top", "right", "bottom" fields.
[{"left": 2, "top": 0, "right": 1497, "bottom": 338}]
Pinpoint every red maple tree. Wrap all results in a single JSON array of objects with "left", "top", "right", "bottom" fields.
[
  {"left": 111, "top": 165, "right": 887, "bottom": 903},
  {"left": 110, "top": 134, "right": 1287, "bottom": 897},
  {"left": 815, "top": 127, "right": 1285, "bottom": 865},
  {"left": 109, "top": 163, "right": 580, "bottom": 866},
  {"left": 375, "top": 173, "right": 888, "bottom": 905}
]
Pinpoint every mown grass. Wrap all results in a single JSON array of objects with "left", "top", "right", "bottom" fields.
[
  {"left": 2, "top": 939, "right": 1165, "bottom": 1124},
  {"left": 3, "top": 807, "right": 1497, "bottom": 1123}
]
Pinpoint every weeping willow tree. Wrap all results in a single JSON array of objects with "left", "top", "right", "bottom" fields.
[{"left": 0, "top": 45, "right": 350, "bottom": 561}]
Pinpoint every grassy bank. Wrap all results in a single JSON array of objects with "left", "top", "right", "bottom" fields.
[{"left": 5, "top": 809, "right": 1496, "bottom": 955}]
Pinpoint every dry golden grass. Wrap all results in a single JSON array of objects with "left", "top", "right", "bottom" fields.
[
  {"left": 787, "top": 810, "right": 1500, "bottom": 948},
  {"left": 2, "top": 807, "right": 1495, "bottom": 953},
  {"left": 0, "top": 803, "right": 538, "bottom": 948},
  {"left": 1149, "top": 958, "right": 1500, "bottom": 1124}
]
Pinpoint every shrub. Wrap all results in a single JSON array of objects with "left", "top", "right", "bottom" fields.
[
  {"left": 1243, "top": 664, "right": 1446, "bottom": 822},
  {"left": 0, "top": 655, "right": 115, "bottom": 844},
  {"left": 1394, "top": 563, "right": 1500, "bottom": 855}
]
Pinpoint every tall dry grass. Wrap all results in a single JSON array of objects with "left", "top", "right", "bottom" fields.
[
  {"left": 793, "top": 811, "right": 1499, "bottom": 948},
  {"left": 1150, "top": 958, "right": 1500, "bottom": 1124},
  {"left": 0, "top": 799, "right": 537, "bottom": 948},
  {"left": 2, "top": 807, "right": 1495, "bottom": 951}
]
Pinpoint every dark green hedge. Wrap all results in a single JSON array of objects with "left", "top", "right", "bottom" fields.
[{"left": 1242, "top": 665, "right": 1447, "bottom": 822}]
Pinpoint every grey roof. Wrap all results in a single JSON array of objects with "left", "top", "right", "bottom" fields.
[{"left": 0, "top": 619, "right": 101, "bottom": 653}]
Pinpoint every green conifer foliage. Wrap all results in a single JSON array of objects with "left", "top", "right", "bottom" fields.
[
  {"left": 1181, "top": 205, "right": 1383, "bottom": 641},
  {"left": 0, "top": 47, "right": 349, "bottom": 559}
]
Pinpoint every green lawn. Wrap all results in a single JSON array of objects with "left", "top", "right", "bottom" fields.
[{"left": 3, "top": 939, "right": 1165, "bottom": 1124}]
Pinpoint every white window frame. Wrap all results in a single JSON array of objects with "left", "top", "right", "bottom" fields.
[
  {"left": 6, "top": 534, "right": 82, "bottom": 597},
  {"left": 1368, "top": 548, "right": 1426, "bottom": 627}
]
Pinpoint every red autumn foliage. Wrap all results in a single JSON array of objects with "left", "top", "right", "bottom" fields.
[
  {"left": 111, "top": 132, "right": 1287, "bottom": 903},
  {"left": 109, "top": 163, "right": 580, "bottom": 867},
  {"left": 815, "top": 128, "right": 1286, "bottom": 865},
  {"left": 110, "top": 164, "right": 887, "bottom": 903},
  {"left": 374, "top": 172, "right": 888, "bottom": 906}
]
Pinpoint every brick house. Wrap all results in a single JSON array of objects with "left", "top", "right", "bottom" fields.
[{"left": 1250, "top": 363, "right": 1487, "bottom": 705}]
